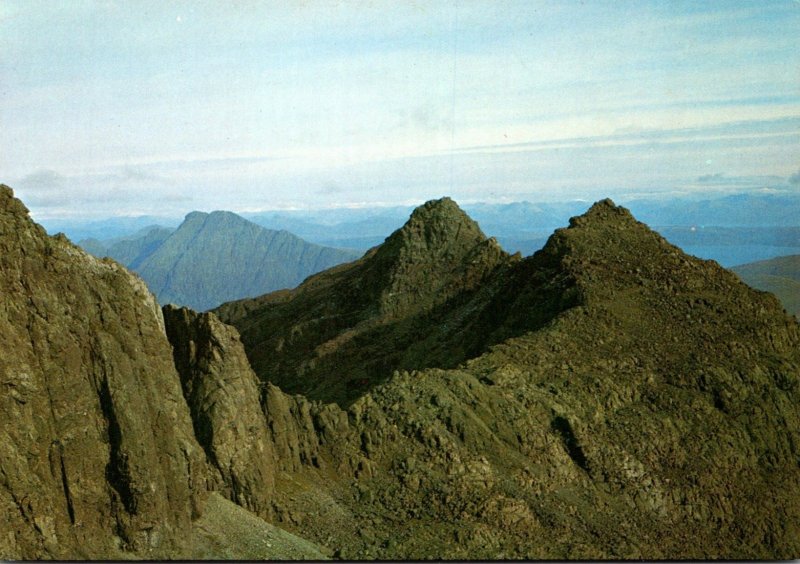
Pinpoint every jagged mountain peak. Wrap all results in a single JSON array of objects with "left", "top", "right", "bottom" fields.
[
  {"left": 365, "top": 197, "right": 509, "bottom": 319},
  {"left": 1, "top": 183, "right": 32, "bottom": 218},
  {"left": 567, "top": 198, "right": 638, "bottom": 228},
  {"left": 539, "top": 197, "right": 671, "bottom": 268},
  {"left": 213, "top": 196, "right": 514, "bottom": 404},
  {"left": 406, "top": 196, "right": 469, "bottom": 223},
  {"left": 381, "top": 196, "right": 486, "bottom": 254}
]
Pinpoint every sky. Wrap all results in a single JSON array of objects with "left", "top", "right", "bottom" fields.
[{"left": 1, "top": 0, "right": 799, "bottom": 219}]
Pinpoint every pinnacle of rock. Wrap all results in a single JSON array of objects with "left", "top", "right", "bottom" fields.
[{"left": 382, "top": 196, "right": 487, "bottom": 255}]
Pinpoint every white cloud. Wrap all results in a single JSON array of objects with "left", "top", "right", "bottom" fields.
[{"left": 2, "top": 1, "right": 798, "bottom": 216}]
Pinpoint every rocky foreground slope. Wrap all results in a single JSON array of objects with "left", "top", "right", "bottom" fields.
[
  {"left": 2, "top": 184, "right": 800, "bottom": 559},
  {"left": 0, "top": 186, "right": 207, "bottom": 558},
  {"left": 0, "top": 185, "right": 325, "bottom": 560}
]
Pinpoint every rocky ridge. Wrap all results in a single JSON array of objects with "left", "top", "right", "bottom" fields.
[
  {"left": 216, "top": 197, "right": 800, "bottom": 559},
  {"left": 2, "top": 183, "right": 800, "bottom": 559}
]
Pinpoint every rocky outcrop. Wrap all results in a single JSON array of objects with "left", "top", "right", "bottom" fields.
[
  {"left": 364, "top": 196, "right": 511, "bottom": 318},
  {"left": 161, "top": 304, "right": 365, "bottom": 527},
  {"left": 0, "top": 185, "right": 207, "bottom": 559},
  {"left": 162, "top": 305, "right": 276, "bottom": 519}
]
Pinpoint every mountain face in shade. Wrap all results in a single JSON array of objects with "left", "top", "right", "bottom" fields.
[
  {"left": 215, "top": 197, "right": 515, "bottom": 404},
  {"left": 96, "top": 210, "right": 361, "bottom": 311},
  {"left": 733, "top": 254, "right": 800, "bottom": 317}
]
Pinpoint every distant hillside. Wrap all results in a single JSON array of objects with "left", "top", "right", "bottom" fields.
[
  {"left": 80, "top": 225, "right": 174, "bottom": 268},
  {"left": 39, "top": 214, "right": 180, "bottom": 242},
  {"left": 733, "top": 255, "right": 800, "bottom": 317},
  {"left": 625, "top": 192, "right": 800, "bottom": 227},
  {"left": 82, "top": 211, "right": 361, "bottom": 311}
]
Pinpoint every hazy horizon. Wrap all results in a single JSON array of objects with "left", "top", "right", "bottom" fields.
[{"left": 2, "top": 1, "right": 799, "bottom": 219}]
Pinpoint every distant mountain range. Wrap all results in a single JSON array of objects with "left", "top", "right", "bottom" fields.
[
  {"left": 43, "top": 190, "right": 800, "bottom": 267},
  {"left": 733, "top": 254, "right": 800, "bottom": 317},
  {"left": 59, "top": 191, "right": 800, "bottom": 309},
  {"left": 80, "top": 211, "right": 361, "bottom": 311},
  {"left": 242, "top": 192, "right": 800, "bottom": 264},
  {"left": 80, "top": 225, "right": 175, "bottom": 268}
]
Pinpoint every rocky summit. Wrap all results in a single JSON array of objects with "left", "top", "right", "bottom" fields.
[
  {"left": 215, "top": 197, "right": 514, "bottom": 405},
  {"left": 1, "top": 183, "right": 800, "bottom": 560}
]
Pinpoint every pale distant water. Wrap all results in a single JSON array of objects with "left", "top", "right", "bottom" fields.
[{"left": 682, "top": 246, "right": 800, "bottom": 268}]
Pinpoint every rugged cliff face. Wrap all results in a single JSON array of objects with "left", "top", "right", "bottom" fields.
[
  {"left": 162, "top": 305, "right": 277, "bottom": 520},
  {"left": 160, "top": 304, "right": 368, "bottom": 522},
  {"left": 0, "top": 185, "right": 208, "bottom": 559}
]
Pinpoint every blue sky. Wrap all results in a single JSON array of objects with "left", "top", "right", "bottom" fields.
[{"left": 1, "top": 0, "right": 799, "bottom": 218}]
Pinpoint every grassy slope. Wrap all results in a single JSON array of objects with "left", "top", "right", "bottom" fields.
[{"left": 733, "top": 255, "right": 800, "bottom": 316}]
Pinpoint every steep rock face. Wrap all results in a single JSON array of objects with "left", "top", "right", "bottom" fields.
[
  {"left": 0, "top": 186, "right": 207, "bottom": 559},
  {"left": 216, "top": 197, "right": 514, "bottom": 405},
  {"left": 162, "top": 305, "right": 275, "bottom": 519},
  {"left": 161, "top": 303, "right": 363, "bottom": 533}
]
